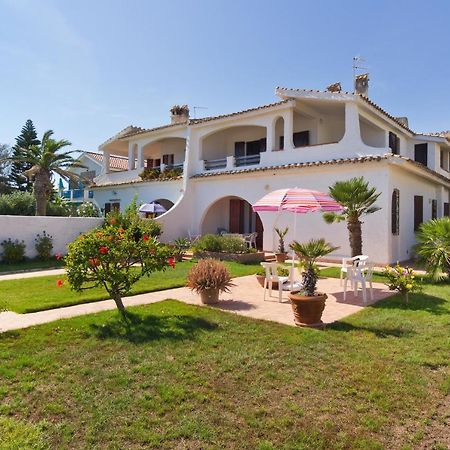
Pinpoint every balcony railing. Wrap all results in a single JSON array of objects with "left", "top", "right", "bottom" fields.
[
  {"left": 235, "top": 154, "right": 260, "bottom": 167},
  {"left": 204, "top": 158, "right": 227, "bottom": 171}
]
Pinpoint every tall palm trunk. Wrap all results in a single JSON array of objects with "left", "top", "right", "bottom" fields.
[
  {"left": 33, "top": 169, "right": 51, "bottom": 216},
  {"left": 347, "top": 217, "right": 363, "bottom": 257}
]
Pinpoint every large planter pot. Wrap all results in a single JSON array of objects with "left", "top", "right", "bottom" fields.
[
  {"left": 256, "top": 274, "right": 280, "bottom": 290},
  {"left": 288, "top": 291, "right": 327, "bottom": 328},
  {"left": 200, "top": 289, "right": 219, "bottom": 304},
  {"left": 275, "top": 253, "right": 288, "bottom": 263}
]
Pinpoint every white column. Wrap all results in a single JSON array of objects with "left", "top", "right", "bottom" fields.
[
  {"left": 226, "top": 155, "right": 235, "bottom": 169},
  {"left": 128, "top": 143, "right": 135, "bottom": 170},
  {"left": 103, "top": 150, "right": 110, "bottom": 174},
  {"left": 137, "top": 143, "right": 145, "bottom": 170},
  {"left": 266, "top": 120, "right": 275, "bottom": 152},
  {"left": 283, "top": 108, "right": 294, "bottom": 150},
  {"left": 342, "top": 102, "right": 362, "bottom": 144}
]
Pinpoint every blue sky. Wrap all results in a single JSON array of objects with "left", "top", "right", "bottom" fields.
[{"left": 1, "top": 0, "right": 449, "bottom": 152}]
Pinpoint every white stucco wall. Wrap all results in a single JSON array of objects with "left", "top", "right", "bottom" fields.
[{"left": 0, "top": 216, "right": 103, "bottom": 258}]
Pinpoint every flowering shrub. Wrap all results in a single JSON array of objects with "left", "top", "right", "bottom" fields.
[
  {"left": 35, "top": 231, "right": 53, "bottom": 260},
  {"left": 1, "top": 239, "right": 26, "bottom": 263},
  {"left": 65, "top": 207, "right": 171, "bottom": 317},
  {"left": 383, "top": 264, "right": 419, "bottom": 304}
]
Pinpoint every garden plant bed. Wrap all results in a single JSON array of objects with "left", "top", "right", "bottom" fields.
[
  {"left": 193, "top": 251, "right": 265, "bottom": 264},
  {"left": 0, "top": 281, "right": 449, "bottom": 449}
]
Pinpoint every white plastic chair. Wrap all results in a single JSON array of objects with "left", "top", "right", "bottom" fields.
[
  {"left": 340, "top": 255, "right": 369, "bottom": 286},
  {"left": 244, "top": 232, "right": 258, "bottom": 249},
  {"left": 343, "top": 263, "right": 374, "bottom": 305},
  {"left": 260, "top": 262, "right": 289, "bottom": 303}
]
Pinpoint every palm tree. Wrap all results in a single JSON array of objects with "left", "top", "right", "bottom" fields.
[
  {"left": 323, "top": 177, "right": 381, "bottom": 257},
  {"left": 414, "top": 217, "right": 450, "bottom": 281},
  {"left": 290, "top": 238, "right": 339, "bottom": 296},
  {"left": 6, "top": 130, "right": 84, "bottom": 216}
]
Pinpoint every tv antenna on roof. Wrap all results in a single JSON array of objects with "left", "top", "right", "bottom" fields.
[
  {"left": 352, "top": 56, "right": 368, "bottom": 85},
  {"left": 193, "top": 106, "right": 208, "bottom": 119}
]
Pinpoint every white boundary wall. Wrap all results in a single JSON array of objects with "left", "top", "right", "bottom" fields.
[{"left": 0, "top": 216, "right": 104, "bottom": 258}]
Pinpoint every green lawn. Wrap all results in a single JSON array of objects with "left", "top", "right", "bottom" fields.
[
  {"left": 0, "top": 261, "right": 260, "bottom": 314},
  {"left": 0, "top": 258, "right": 65, "bottom": 274},
  {"left": 0, "top": 282, "right": 448, "bottom": 449}
]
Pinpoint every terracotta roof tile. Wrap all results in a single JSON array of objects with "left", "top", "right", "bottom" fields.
[{"left": 84, "top": 151, "right": 128, "bottom": 171}]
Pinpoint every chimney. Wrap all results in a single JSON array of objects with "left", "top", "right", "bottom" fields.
[
  {"left": 395, "top": 117, "right": 409, "bottom": 128},
  {"left": 354, "top": 73, "right": 369, "bottom": 97},
  {"left": 326, "top": 82, "right": 342, "bottom": 93},
  {"left": 170, "top": 105, "right": 189, "bottom": 124}
]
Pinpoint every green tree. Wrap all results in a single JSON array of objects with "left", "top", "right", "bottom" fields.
[
  {"left": 0, "top": 143, "right": 12, "bottom": 194},
  {"left": 9, "top": 120, "right": 40, "bottom": 192},
  {"left": 323, "top": 177, "right": 381, "bottom": 257},
  {"left": 6, "top": 130, "right": 83, "bottom": 216},
  {"left": 414, "top": 217, "right": 450, "bottom": 281}
]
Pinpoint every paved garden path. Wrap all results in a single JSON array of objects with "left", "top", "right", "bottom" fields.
[
  {"left": 0, "top": 275, "right": 395, "bottom": 333},
  {"left": 0, "top": 268, "right": 66, "bottom": 281}
]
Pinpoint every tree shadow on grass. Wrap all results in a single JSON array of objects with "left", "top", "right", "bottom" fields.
[
  {"left": 367, "top": 292, "right": 449, "bottom": 316},
  {"left": 91, "top": 311, "right": 218, "bottom": 343},
  {"left": 328, "top": 321, "right": 417, "bottom": 338}
]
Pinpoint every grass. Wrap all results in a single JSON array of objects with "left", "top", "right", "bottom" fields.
[
  {"left": 0, "top": 258, "right": 65, "bottom": 274},
  {"left": 0, "top": 282, "right": 448, "bottom": 449},
  {"left": 0, "top": 261, "right": 260, "bottom": 314}
]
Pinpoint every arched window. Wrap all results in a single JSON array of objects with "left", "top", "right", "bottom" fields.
[{"left": 391, "top": 189, "right": 400, "bottom": 235}]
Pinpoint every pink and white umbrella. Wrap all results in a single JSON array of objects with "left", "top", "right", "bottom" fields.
[
  {"left": 253, "top": 188, "right": 343, "bottom": 283},
  {"left": 252, "top": 188, "right": 343, "bottom": 214}
]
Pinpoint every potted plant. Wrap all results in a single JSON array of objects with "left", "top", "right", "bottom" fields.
[
  {"left": 172, "top": 237, "right": 191, "bottom": 262},
  {"left": 288, "top": 238, "right": 339, "bottom": 327},
  {"left": 274, "top": 227, "right": 289, "bottom": 263},
  {"left": 187, "top": 259, "right": 235, "bottom": 304}
]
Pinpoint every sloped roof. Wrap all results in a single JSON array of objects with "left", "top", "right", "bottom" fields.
[{"left": 84, "top": 151, "right": 128, "bottom": 171}]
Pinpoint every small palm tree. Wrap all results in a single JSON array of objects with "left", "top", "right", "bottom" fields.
[
  {"left": 323, "top": 177, "right": 381, "bottom": 257},
  {"left": 414, "top": 217, "right": 450, "bottom": 281},
  {"left": 6, "top": 130, "right": 84, "bottom": 216},
  {"left": 290, "top": 238, "right": 339, "bottom": 296}
]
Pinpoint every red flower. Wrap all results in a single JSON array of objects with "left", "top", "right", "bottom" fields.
[
  {"left": 99, "top": 246, "right": 109, "bottom": 255},
  {"left": 143, "top": 234, "right": 149, "bottom": 241},
  {"left": 108, "top": 236, "right": 113, "bottom": 242},
  {"left": 89, "top": 257, "right": 100, "bottom": 267},
  {"left": 118, "top": 228, "right": 125, "bottom": 234},
  {"left": 168, "top": 257, "right": 176, "bottom": 269},
  {"left": 109, "top": 218, "right": 117, "bottom": 225},
  {"left": 56, "top": 279, "right": 64, "bottom": 288},
  {"left": 55, "top": 253, "right": 62, "bottom": 260}
]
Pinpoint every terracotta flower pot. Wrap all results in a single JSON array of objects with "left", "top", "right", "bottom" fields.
[
  {"left": 200, "top": 289, "right": 219, "bottom": 304},
  {"left": 288, "top": 291, "right": 327, "bottom": 328},
  {"left": 275, "top": 253, "right": 287, "bottom": 263}
]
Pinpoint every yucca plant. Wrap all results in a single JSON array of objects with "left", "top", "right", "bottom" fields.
[
  {"left": 275, "top": 227, "right": 289, "bottom": 253},
  {"left": 414, "top": 217, "right": 450, "bottom": 281},
  {"left": 290, "top": 238, "right": 339, "bottom": 296},
  {"left": 323, "top": 177, "right": 381, "bottom": 257}
]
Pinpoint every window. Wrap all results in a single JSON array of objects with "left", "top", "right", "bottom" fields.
[
  {"left": 389, "top": 132, "right": 400, "bottom": 155},
  {"left": 293, "top": 131, "right": 310, "bottom": 147},
  {"left": 279, "top": 136, "right": 284, "bottom": 150},
  {"left": 234, "top": 139, "right": 266, "bottom": 157},
  {"left": 432, "top": 199, "right": 437, "bottom": 219},
  {"left": 391, "top": 189, "right": 400, "bottom": 235},
  {"left": 104, "top": 202, "right": 120, "bottom": 216},
  {"left": 414, "top": 143, "right": 428, "bottom": 166},
  {"left": 440, "top": 149, "right": 445, "bottom": 169},
  {"left": 444, "top": 203, "right": 449, "bottom": 217},
  {"left": 162, "top": 154, "right": 174, "bottom": 166},
  {"left": 414, "top": 196, "right": 423, "bottom": 232},
  {"left": 146, "top": 158, "right": 161, "bottom": 168}
]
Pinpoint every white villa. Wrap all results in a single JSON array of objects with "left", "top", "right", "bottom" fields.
[{"left": 88, "top": 76, "right": 450, "bottom": 264}]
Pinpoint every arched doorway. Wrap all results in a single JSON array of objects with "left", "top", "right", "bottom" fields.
[
  {"left": 201, "top": 196, "right": 264, "bottom": 249},
  {"left": 152, "top": 198, "right": 174, "bottom": 216}
]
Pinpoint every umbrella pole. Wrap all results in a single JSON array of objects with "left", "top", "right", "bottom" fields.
[{"left": 291, "top": 212, "right": 297, "bottom": 290}]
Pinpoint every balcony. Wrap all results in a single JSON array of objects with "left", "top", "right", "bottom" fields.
[{"left": 61, "top": 189, "right": 94, "bottom": 202}]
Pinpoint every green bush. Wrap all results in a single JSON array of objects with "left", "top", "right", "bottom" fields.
[
  {"left": 221, "top": 236, "right": 248, "bottom": 254},
  {"left": 192, "top": 234, "right": 223, "bottom": 253},
  {"left": 35, "top": 231, "right": 53, "bottom": 261},
  {"left": 0, "top": 192, "right": 70, "bottom": 216},
  {"left": 76, "top": 202, "right": 100, "bottom": 217},
  {"left": 1, "top": 239, "right": 26, "bottom": 263},
  {"left": 139, "top": 167, "right": 183, "bottom": 182}
]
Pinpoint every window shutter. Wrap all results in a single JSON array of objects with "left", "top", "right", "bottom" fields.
[
  {"left": 279, "top": 136, "right": 284, "bottom": 150},
  {"left": 104, "top": 203, "right": 111, "bottom": 216},
  {"left": 234, "top": 142, "right": 245, "bottom": 157},
  {"left": 414, "top": 196, "right": 423, "bottom": 232},
  {"left": 444, "top": 203, "right": 449, "bottom": 217},
  {"left": 391, "top": 190, "right": 400, "bottom": 235},
  {"left": 146, "top": 159, "right": 154, "bottom": 168},
  {"left": 293, "top": 131, "right": 310, "bottom": 147},
  {"left": 414, "top": 144, "right": 428, "bottom": 166},
  {"left": 431, "top": 199, "right": 437, "bottom": 219}
]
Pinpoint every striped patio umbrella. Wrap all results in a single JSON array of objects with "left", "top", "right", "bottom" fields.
[{"left": 252, "top": 188, "right": 343, "bottom": 214}]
